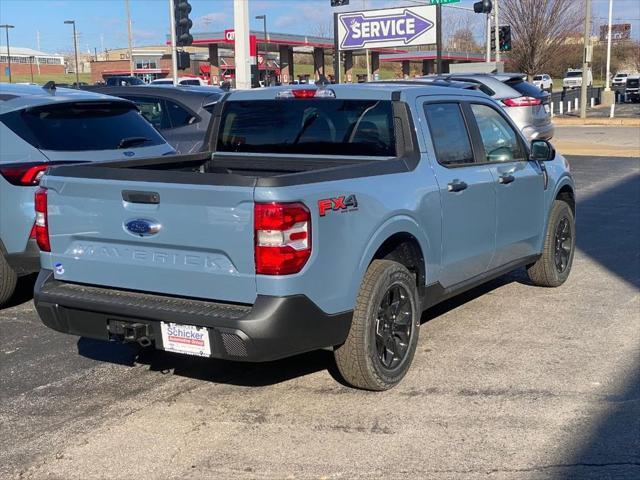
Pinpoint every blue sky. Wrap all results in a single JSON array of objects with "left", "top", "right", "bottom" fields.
[{"left": 0, "top": 0, "right": 638, "bottom": 54}]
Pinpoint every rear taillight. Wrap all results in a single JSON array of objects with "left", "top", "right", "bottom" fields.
[
  {"left": 0, "top": 162, "right": 48, "bottom": 186},
  {"left": 276, "top": 88, "right": 335, "bottom": 99},
  {"left": 502, "top": 96, "right": 542, "bottom": 107},
  {"left": 254, "top": 202, "right": 311, "bottom": 275},
  {"left": 34, "top": 187, "right": 50, "bottom": 252}
]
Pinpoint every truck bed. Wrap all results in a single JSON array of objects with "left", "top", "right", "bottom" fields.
[{"left": 45, "top": 150, "right": 413, "bottom": 187}]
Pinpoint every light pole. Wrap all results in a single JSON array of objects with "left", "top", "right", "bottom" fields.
[
  {"left": 0, "top": 24, "right": 15, "bottom": 83},
  {"left": 29, "top": 55, "right": 35, "bottom": 83},
  {"left": 255, "top": 15, "right": 268, "bottom": 86},
  {"left": 604, "top": 0, "right": 613, "bottom": 91},
  {"left": 64, "top": 20, "right": 80, "bottom": 88},
  {"left": 580, "top": 0, "right": 591, "bottom": 119}
]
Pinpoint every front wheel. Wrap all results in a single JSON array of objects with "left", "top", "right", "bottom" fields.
[
  {"left": 527, "top": 200, "right": 575, "bottom": 287},
  {"left": 334, "top": 260, "right": 420, "bottom": 391}
]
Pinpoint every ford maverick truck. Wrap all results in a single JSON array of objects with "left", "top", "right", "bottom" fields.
[{"left": 33, "top": 84, "right": 575, "bottom": 390}]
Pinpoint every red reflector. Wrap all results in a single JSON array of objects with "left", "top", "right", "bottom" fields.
[
  {"left": 254, "top": 202, "right": 311, "bottom": 275},
  {"left": 502, "top": 96, "right": 542, "bottom": 107},
  {"left": 34, "top": 187, "right": 50, "bottom": 252},
  {"left": 291, "top": 89, "right": 317, "bottom": 98},
  {"left": 0, "top": 163, "right": 48, "bottom": 186}
]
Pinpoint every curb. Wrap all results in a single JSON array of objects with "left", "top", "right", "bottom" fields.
[{"left": 553, "top": 117, "right": 640, "bottom": 126}]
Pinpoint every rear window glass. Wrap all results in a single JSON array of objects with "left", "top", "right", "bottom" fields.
[
  {"left": 506, "top": 79, "right": 546, "bottom": 97},
  {"left": 1, "top": 102, "right": 166, "bottom": 151},
  {"left": 533, "top": 76, "right": 543, "bottom": 81},
  {"left": 217, "top": 99, "right": 396, "bottom": 156}
]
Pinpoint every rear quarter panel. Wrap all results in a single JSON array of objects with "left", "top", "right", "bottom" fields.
[{"left": 253, "top": 159, "right": 441, "bottom": 315}]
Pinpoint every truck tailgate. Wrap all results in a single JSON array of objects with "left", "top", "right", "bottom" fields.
[{"left": 42, "top": 176, "right": 256, "bottom": 304}]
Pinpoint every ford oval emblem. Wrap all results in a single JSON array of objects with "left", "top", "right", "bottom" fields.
[
  {"left": 125, "top": 219, "right": 162, "bottom": 237},
  {"left": 123, "top": 151, "right": 135, "bottom": 157}
]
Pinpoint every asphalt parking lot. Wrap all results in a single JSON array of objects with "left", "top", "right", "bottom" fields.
[{"left": 1, "top": 154, "right": 638, "bottom": 480}]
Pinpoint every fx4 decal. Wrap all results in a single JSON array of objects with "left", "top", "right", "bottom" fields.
[{"left": 318, "top": 194, "right": 358, "bottom": 216}]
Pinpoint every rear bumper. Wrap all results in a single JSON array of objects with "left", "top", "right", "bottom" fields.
[
  {"left": 34, "top": 270, "right": 352, "bottom": 362},
  {"left": 3, "top": 240, "right": 40, "bottom": 276}
]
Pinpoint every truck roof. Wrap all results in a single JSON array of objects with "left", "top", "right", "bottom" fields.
[
  {"left": 227, "top": 82, "right": 489, "bottom": 102},
  {"left": 0, "top": 83, "right": 132, "bottom": 114}
]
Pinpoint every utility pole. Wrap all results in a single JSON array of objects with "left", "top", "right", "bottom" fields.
[
  {"left": 494, "top": 0, "right": 500, "bottom": 63},
  {"left": 435, "top": 4, "right": 442, "bottom": 73},
  {"left": 125, "top": 0, "right": 134, "bottom": 76},
  {"left": 233, "top": 0, "right": 251, "bottom": 89},
  {"left": 580, "top": 0, "right": 591, "bottom": 119},
  {"left": 168, "top": 0, "right": 178, "bottom": 85},
  {"left": 604, "top": 0, "right": 613, "bottom": 91},
  {"left": 0, "top": 24, "right": 14, "bottom": 83},
  {"left": 486, "top": 12, "right": 491, "bottom": 62},
  {"left": 64, "top": 20, "right": 80, "bottom": 88},
  {"left": 29, "top": 56, "right": 34, "bottom": 83}
]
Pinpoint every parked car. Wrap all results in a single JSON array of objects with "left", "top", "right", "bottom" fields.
[
  {"left": 151, "top": 77, "right": 209, "bottom": 86},
  {"left": 625, "top": 76, "right": 640, "bottom": 102},
  {"left": 532, "top": 74, "right": 553, "bottom": 92},
  {"left": 105, "top": 76, "right": 145, "bottom": 86},
  {"left": 612, "top": 72, "right": 630, "bottom": 87},
  {"left": 562, "top": 68, "right": 593, "bottom": 90},
  {"left": 33, "top": 83, "right": 575, "bottom": 390},
  {"left": 0, "top": 83, "right": 175, "bottom": 305},
  {"left": 424, "top": 73, "right": 554, "bottom": 141},
  {"left": 91, "top": 85, "right": 225, "bottom": 153}
]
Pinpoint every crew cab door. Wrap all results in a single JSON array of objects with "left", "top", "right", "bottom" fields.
[
  {"left": 420, "top": 100, "right": 496, "bottom": 288},
  {"left": 466, "top": 102, "right": 545, "bottom": 268}
]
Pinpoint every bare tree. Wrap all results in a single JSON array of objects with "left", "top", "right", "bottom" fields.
[
  {"left": 311, "top": 21, "right": 333, "bottom": 40},
  {"left": 501, "top": 0, "right": 584, "bottom": 77}
]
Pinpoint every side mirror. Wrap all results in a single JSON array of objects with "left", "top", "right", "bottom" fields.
[{"left": 530, "top": 139, "right": 555, "bottom": 161}]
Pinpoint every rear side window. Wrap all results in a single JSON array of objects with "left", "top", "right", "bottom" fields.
[
  {"left": 0, "top": 102, "right": 166, "bottom": 151},
  {"left": 180, "top": 79, "right": 201, "bottom": 86},
  {"left": 217, "top": 99, "right": 396, "bottom": 156},
  {"left": 506, "top": 79, "right": 545, "bottom": 97},
  {"left": 424, "top": 103, "right": 475, "bottom": 166}
]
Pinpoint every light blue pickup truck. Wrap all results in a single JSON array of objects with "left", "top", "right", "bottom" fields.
[{"left": 33, "top": 83, "right": 575, "bottom": 390}]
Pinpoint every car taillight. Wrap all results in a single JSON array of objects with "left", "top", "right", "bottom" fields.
[
  {"left": 0, "top": 162, "right": 49, "bottom": 186},
  {"left": 276, "top": 88, "right": 335, "bottom": 99},
  {"left": 254, "top": 202, "right": 311, "bottom": 275},
  {"left": 502, "top": 96, "right": 542, "bottom": 107},
  {"left": 34, "top": 187, "right": 50, "bottom": 252}
]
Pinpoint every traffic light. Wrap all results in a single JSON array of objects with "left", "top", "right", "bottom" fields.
[
  {"left": 499, "top": 25, "right": 511, "bottom": 52},
  {"left": 331, "top": 0, "right": 349, "bottom": 6},
  {"left": 473, "top": 0, "right": 492, "bottom": 14},
  {"left": 177, "top": 50, "right": 190, "bottom": 70},
  {"left": 174, "top": 0, "right": 193, "bottom": 47},
  {"left": 490, "top": 26, "right": 496, "bottom": 51},
  {"left": 340, "top": 51, "right": 346, "bottom": 65}
]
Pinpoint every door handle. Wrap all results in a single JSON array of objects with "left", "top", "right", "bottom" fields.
[
  {"left": 447, "top": 180, "right": 468, "bottom": 192},
  {"left": 498, "top": 174, "right": 515, "bottom": 185}
]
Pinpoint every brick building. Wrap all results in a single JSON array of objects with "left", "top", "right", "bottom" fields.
[{"left": 0, "top": 46, "right": 65, "bottom": 78}]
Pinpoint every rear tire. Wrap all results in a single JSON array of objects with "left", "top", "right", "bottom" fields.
[
  {"left": 334, "top": 260, "right": 420, "bottom": 391},
  {"left": 0, "top": 254, "right": 18, "bottom": 307},
  {"left": 527, "top": 200, "right": 575, "bottom": 287}
]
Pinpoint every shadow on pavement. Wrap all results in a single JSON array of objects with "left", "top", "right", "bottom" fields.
[{"left": 1, "top": 273, "right": 37, "bottom": 310}]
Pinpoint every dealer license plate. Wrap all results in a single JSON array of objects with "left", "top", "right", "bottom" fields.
[
  {"left": 160, "top": 322, "right": 211, "bottom": 357},
  {"left": 544, "top": 104, "right": 550, "bottom": 114}
]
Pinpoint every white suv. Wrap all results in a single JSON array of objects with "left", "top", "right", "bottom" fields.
[
  {"left": 563, "top": 69, "right": 593, "bottom": 90},
  {"left": 612, "top": 72, "right": 630, "bottom": 87},
  {"left": 532, "top": 74, "right": 553, "bottom": 92}
]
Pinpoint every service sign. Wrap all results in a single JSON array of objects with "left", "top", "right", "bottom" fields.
[{"left": 337, "top": 6, "right": 436, "bottom": 51}]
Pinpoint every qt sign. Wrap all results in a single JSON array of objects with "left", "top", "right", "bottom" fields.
[{"left": 338, "top": 6, "right": 436, "bottom": 50}]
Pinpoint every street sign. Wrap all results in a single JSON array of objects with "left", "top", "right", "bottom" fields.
[
  {"left": 430, "top": 0, "right": 460, "bottom": 4},
  {"left": 337, "top": 6, "right": 436, "bottom": 50}
]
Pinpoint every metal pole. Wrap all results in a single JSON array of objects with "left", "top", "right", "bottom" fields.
[
  {"left": 494, "top": 0, "right": 500, "bottom": 63},
  {"left": 366, "top": 49, "right": 371, "bottom": 81},
  {"left": 486, "top": 12, "right": 491, "bottom": 62},
  {"left": 29, "top": 56, "right": 34, "bottom": 83},
  {"left": 263, "top": 16, "right": 268, "bottom": 86},
  {"left": 580, "top": 0, "right": 591, "bottom": 119},
  {"left": 604, "top": 0, "right": 613, "bottom": 91},
  {"left": 73, "top": 23, "right": 80, "bottom": 87},
  {"left": 169, "top": 0, "right": 178, "bottom": 85},
  {"left": 1, "top": 25, "right": 14, "bottom": 83},
  {"left": 125, "top": 0, "right": 134, "bottom": 76},
  {"left": 233, "top": 0, "right": 251, "bottom": 90},
  {"left": 436, "top": 4, "right": 442, "bottom": 74},
  {"left": 333, "top": 12, "right": 341, "bottom": 83}
]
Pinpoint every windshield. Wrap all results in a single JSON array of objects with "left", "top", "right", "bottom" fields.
[
  {"left": 533, "top": 76, "right": 543, "bottom": 81},
  {"left": 616, "top": 74, "right": 628, "bottom": 78},
  {"left": 566, "top": 71, "right": 582, "bottom": 78},
  {"left": 1, "top": 101, "right": 166, "bottom": 151},
  {"left": 217, "top": 99, "right": 396, "bottom": 156}
]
